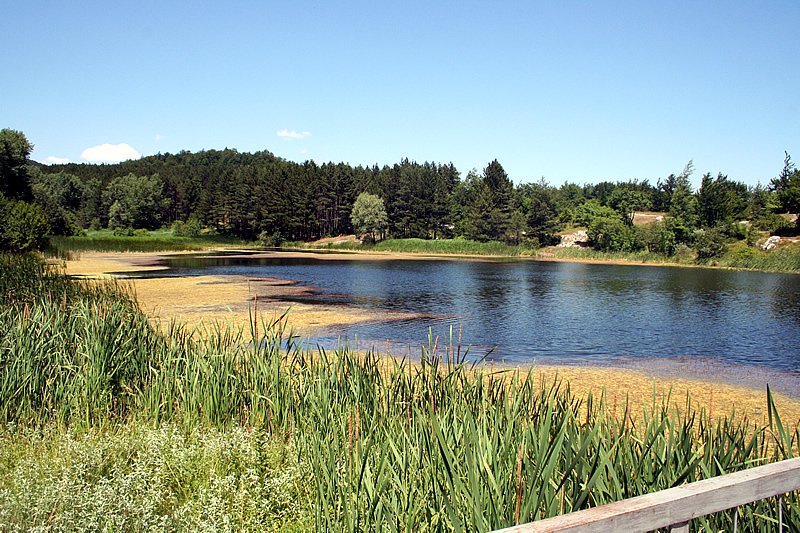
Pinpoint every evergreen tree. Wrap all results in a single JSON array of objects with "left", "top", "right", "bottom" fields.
[
  {"left": 517, "top": 179, "right": 561, "bottom": 245},
  {"left": 482, "top": 160, "right": 513, "bottom": 238},
  {"left": 696, "top": 173, "right": 748, "bottom": 228},
  {"left": 770, "top": 152, "right": 800, "bottom": 231},
  {"left": 609, "top": 188, "right": 651, "bottom": 226}
]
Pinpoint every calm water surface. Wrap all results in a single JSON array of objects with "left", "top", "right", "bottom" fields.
[{"left": 137, "top": 253, "right": 800, "bottom": 374}]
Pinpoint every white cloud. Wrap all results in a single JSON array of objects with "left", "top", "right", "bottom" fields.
[
  {"left": 277, "top": 129, "right": 311, "bottom": 139},
  {"left": 155, "top": 134, "right": 163, "bottom": 141},
  {"left": 43, "top": 156, "right": 71, "bottom": 165},
  {"left": 80, "top": 143, "right": 141, "bottom": 163},
  {"left": 300, "top": 148, "right": 308, "bottom": 154}
]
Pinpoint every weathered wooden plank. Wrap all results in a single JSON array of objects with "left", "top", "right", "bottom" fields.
[{"left": 494, "top": 457, "right": 800, "bottom": 533}]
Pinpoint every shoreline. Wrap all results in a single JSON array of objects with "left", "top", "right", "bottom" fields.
[
  {"left": 262, "top": 245, "right": 800, "bottom": 274},
  {"left": 60, "top": 249, "right": 800, "bottom": 425}
]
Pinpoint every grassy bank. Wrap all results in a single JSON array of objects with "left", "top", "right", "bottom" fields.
[
  {"left": 310, "top": 237, "right": 538, "bottom": 256},
  {"left": 50, "top": 228, "right": 257, "bottom": 254},
  {"left": 543, "top": 242, "right": 800, "bottom": 273},
  {"left": 2, "top": 253, "right": 799, "bottom": 530},
  {"left": 545, "top": 246, "right": 680, "bottom": 264},
  {"left": 718, "top": 246, "right": 800, "bottom": 272}
]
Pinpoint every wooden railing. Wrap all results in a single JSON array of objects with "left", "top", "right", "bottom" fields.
[{"left": 493, "top": 457, "right": 800, "bottom": 533}]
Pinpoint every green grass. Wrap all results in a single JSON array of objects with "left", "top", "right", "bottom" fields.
[
  {"left": 718, "top": 247, "right": 800, "bottom": 272},
  {"left": 546, "top": 246, "right": 683, "bottom": 264},
  {"left": 1, "top": 253, "right": 799, "bottom": 531},
  {"left": 50, "top": 228, "right": 258, "bottom": 253},
  {"left": 314, "top": 237, "right": 539, "bottom": 256}
]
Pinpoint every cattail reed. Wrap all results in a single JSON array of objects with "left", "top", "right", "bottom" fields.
[
  {"left": 449, "top": 325, "right": 453, "bottom": 362},
  {"left": 355, "top": 406, "right": 360, "bottom": 454},
  {"left": 253, "top": 294, "right": 258, "bottom": 340},
  {"left": 457, "top": 323, "right": 462, "bottom": 359},
  {"left": 348, "top": 411, "right": 353, "bottom": 453},
  {"left": 514, "top": 442, "right": 524, "bottom": 525}
]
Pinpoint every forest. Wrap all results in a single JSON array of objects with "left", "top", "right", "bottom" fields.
[{"left": 2, "top": 127, "right": 800, "bottom": 258}]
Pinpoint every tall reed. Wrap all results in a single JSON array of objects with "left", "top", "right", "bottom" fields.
[
  {"left": 314, "top": 238, "right": 538, "bottom": 256},
  {"left": 720, "top": 248, "right": 800, "bottom": 272}
]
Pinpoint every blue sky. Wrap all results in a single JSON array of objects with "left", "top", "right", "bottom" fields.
[{"left": 2, "top": 1, "right": 798, "bottom": 188}]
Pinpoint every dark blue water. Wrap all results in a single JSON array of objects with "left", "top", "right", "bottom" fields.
[{"left": 136, "top": 253, "right": 800, "bottom": 372}]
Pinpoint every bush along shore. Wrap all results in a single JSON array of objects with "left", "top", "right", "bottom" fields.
[{"left": 1, "top": 253, "right": 799, "bottom": 531}]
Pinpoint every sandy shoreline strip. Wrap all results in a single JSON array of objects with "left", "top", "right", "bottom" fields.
[{"left": 61, "top": 250, "right": 800, "bottom": 425}]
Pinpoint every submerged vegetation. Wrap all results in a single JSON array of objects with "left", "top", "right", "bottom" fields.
[{"left": 1, "top": 253, "right": 799, "bottom": 530}]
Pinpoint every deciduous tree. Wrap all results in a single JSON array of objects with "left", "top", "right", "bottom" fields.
[
  {"left": 102, "top": 173, "right": 170, "bottom": 230},
  {"left": 351, "top": 192, "right": 388, "bottom": 242},
  {"left": 0, "top": 128, "right": 34, "bottom": 201},
  {"left": 0, "top": 197, "right": 49, "bottom": 252}
]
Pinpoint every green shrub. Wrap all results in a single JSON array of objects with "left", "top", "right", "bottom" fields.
[
  {"left": 173, "top": 214, "right": 202, "bottom": 238},
  {"left": 754, "top": 212, "right": 795, "bottom": 235},
  {"left": 693, "top": 228, "right": 728, "bottom": 260},
  {"left": 574, "top": 200, "right": 619, "bottom": 227},
  {"left": 258, "top": 230, "right": 284, "bottom": 247},
  {"left": 113, "top": 226, "right": 134, "bottom": 237},
  {"left": 635, "top": 221, "right": 676, "bottom": 255},
  {"left": 728, "top": 244, "right": 760, "bottom": 260},
  {"left": 721, "top": 220, "right": 749, "bottom": 240},
  {"left": 674, "top": 243, "right": 694, "bottom": 262},
  {"left": 587, "top": 216, "right": 637, "bottom": 252},
  {"left": 0, "top": 198, "right": 50, "bottom": 253}
]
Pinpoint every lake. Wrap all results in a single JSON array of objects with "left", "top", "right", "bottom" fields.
[{"left": 132, "top": 252, "right": 800, "bottom": 376}]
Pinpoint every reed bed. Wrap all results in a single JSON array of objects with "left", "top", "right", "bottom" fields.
[
  {"left": 50, "top": 232, "right": 258, "bottom": 254},
  {"left": 547, "top": 247, "right": 677, "bottom": 265},
  {"left": 720, "top": 248, "right": 800, "bottom": 272},
  {"left": 1, "top": 253, "right": 799, "bottom": 531},
  {"left": 316, "top": 238, "right": 537, "bottom": 256},
  {"left": 50, "top": 235, "right": 207, "bottom": 253}
]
